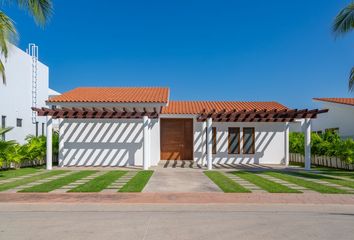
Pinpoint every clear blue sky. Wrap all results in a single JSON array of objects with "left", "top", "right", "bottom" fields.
[{"left": 4, "top": 0, "right": 354, "bottom": 108}]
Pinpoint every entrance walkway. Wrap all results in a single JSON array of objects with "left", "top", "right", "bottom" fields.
[{"left": 143, "top": 167, "right": 221, "bottom": 192}]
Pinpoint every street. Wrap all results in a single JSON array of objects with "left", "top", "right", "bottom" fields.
[{"left": 0, "top": 203, "right": 353, "bottom": 240}]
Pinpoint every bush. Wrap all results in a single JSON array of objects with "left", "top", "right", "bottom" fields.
[{"left": 289, "top": 131, "right": 354, "bottom": 164}]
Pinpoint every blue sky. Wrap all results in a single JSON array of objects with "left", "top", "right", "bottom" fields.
[{"left": 4, "top": 0, "right": 354, "bottom": 108}]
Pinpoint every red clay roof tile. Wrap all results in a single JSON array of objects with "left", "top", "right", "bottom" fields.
[
  {"left": 47, "top": 87, "right": 169, "bottom": 103},
  {"left": 313, "top": 98, "right": 354, "bottom": 107}
]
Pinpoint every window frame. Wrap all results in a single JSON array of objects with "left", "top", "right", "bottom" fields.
[
  {"left": 242, "top": 127, "right": 255, "bottom": 154},
  {"left": 16, "top": 118, "right": 22, "bottom": 127},
  {"left": 228, "top": 127, "right": 240, "bottom": 154}
]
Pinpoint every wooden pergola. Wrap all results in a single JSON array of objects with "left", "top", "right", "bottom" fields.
[
  {"left": 197, "top": 108, "right": 328, "bottom": 122},
  {"left": 32, "top": 107, "right": 160, "bottom": 119}
]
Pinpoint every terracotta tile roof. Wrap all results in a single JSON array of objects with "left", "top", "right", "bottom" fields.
[
  {"left": 162, "top": 101, "right": 288, "bottom": 114},
  {"left": 314, "top": 98, "right": 354, "bottom": 107},
  {"left": 47, "top": 87, "right": 169, "bottom": 103}
]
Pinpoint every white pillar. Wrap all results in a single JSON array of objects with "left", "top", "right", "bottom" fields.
[
  {"left": 202, "top": 121, "right": 207, "bottom": 166},
  {"left": 147, "top": 118, "right": 151, "bottom": 168},
  {"left": 206, "top": 117, "right": 213, "bottom": 170},
  {"left": 143, "top": 116, "right": 149, "bottom": 170},
  {"left": 58, "top": 118, "right": 64, "bottom": 167},
  {"left": 46, "top": 116, "right": 53, "bottom": 170},
  {"left": 304, "top": 118, "right": 312, "bottom": 171},
  {"left": 285, "top": 123, "right": 290, "bottom": 166}
]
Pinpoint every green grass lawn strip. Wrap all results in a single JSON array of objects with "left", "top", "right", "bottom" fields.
[
  {"left": 292, "top": 171, "right": 354, "bottom": 190},
  {"left": 233, "top": 171, "right": 300, "bottom": 193},
  {"left": 119, "top": 171, "right": 154, "bottom": 192},
  {"left": 0, "top": 167, "right": 41, "bottom": 180},
  {"left": 20, "top": 171, "right": 97, "bottom": 192},
  {"left": 0, "top": 170, "right": 68, "bottom": 192},
  {"left": 204, "top": 171, "right": 251, "bottom": 193},
  {"left": 69, "top": 171, "right": 127, "bottom": 192},
  {"left": 265, "top": 172, "right": 348, "bottom": 194}
]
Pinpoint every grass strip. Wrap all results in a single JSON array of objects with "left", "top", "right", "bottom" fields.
[
  {"left": 20, "top": 171, "right": 97, "bottom": 192},
  {"left": 316, "top": 171, "right": 354, "bottom": 180},
  {"left": 0, "top": 170, "right": 68, "bottom": 192},
  {"left": 265, "top": 172, "right": 348, "bottom": 194},
  {"left": 292, "top": 171, "right": 354, "bottom": 190},
  {"left": 69, "top": 171, "right": 127, "bottom": 192},
  {"left": 119, "top": 171, "right": 153, "bottom": 192},
  {"left": 204, "top": 171, "right": 251, "bottom": 193},
  {"left": 233, "top": 171, "right": 300, "bottom": 193},
  {"left": 0, "top": 167, "right": 41, "bottom": 180}
]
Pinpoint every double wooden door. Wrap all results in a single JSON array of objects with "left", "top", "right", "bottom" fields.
[{"left": 160, "top": 119, "right": 193, "bottom": 160}]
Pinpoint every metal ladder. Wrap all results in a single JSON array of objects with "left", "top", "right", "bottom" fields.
[{"left": 27, "top": 44, "right": 39, "bottom": 124}]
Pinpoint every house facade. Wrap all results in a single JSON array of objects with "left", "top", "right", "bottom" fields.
[
  {"left": 0, "top": 43, "right": 59, "bottom": 143},
  {"left": 34, "top": 87, "right": 326, "bottom": 170},
  {"left": 312, "top": 98, "right": 354, "bottom": 139}
]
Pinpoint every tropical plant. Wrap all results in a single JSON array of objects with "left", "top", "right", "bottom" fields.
[
  {"left": 22, "top": 135, "right": 46, "bottom": 164},
  {"left": 0, "top": 0, "right": 53, "bottom": 84},
  {"left": 333, "top": 2, "right": 354, "bottom": 91},
  {"left": 0, "top": 127, "right": 16, "bottom": 166}
]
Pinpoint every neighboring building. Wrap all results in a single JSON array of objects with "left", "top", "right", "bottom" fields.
[
  {"left": 312, "top": 98, "right": 354, "bottom": 139},
  {"left": 0, "top": 43, "right": 58, "bottom": 143},
  {"left": 33, "top": 87, "right": 326, "bottom": 169}
]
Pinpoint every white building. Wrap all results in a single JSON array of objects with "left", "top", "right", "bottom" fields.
[
  {"left": 33, "top": 87, "right": 326, "bottom": 170},
  {"left": 312, "top": 98, "right": 354, "bottom": 139},
  {"left": 0, "top": 43, "right": 58, "bottom": 143}
]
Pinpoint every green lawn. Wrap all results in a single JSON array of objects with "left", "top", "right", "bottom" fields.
[
  {"left": 265, "top": 172, "right": 348, "bottom": 194},
  {"left": 20, "top": 170, "right": 97, "bottom": 192},
  {"left": 69, "top": 171, "right": 127, "bottom": 192},
  {"left": 233, "top": 171, "right": 301, "bottom": 193},
  {"left": 0, "top": 170, "right": 68, "bottom": 192},
  {"left": 119, "top": 171, "right": 153, "bottom": 192},
  {"left": 204, "top": 171, "right": 251, "bottom": 193},
  {"left": 0, "top": 167, "right": 41, "bottom": 180}
]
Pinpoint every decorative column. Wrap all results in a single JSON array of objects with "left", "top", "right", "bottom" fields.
[
  {"left": 46, "top": 116, "right": 53, "bottom": 170},
  {"left": 147, "top": 117, "right": 151, "bottom": 168},
  {"left": 202, "top": 121, "right": 207, "bottom": 166},
  {"left": 143, "top": 115, "right": 150, "bottom": 170},
  {"left": 206, "top": 117, "right": 213, "bottom": 170},
  {"left": 304, "top": 118, "right": 312, "bottom": 171},
  {"left": 285, "top": 122, "right": 290, "bottom": 166}
]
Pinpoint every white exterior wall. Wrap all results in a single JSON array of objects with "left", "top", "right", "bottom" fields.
[
  {"left": 194, "top": 120, "right": 287, "bottom": 165},
  {"left": 59, "top": 118, "right": 160, "bottom": 167},
  {"left": 312, "top": 102, "right": 354, "bottom": 139},
  {"left": 0, "top": 44, "right": 50, "bottom": 143}
]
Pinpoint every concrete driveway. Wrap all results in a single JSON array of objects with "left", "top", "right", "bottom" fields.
[
  {"left": 143, "top": 167, "right": 221, "bottom": 192},
  {"left": 1, "top": 203, "right": 354, "bottom": 240}
]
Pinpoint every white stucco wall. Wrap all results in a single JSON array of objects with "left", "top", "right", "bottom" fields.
[
  {"left": 0, "top": 43, "right": 49, "bottom": 143},
  {"left": 59, "top": 118, "right": 160, "bottom": 167},
  {"left": 312, "top": 101, "right": 354, "bottom": 138}
]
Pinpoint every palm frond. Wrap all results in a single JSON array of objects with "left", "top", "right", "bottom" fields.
[
  {"left": 333, "top": 3, "right": 354, "bottom": 37},
  {"left": 349, "top": 67, "right": 354, "bottom": 91},
  {"left": 0, "top": 127, "right": 13, "bottom": 135},
  {"left": 17, "top": 0, "right": 53, "bottom": 26}
]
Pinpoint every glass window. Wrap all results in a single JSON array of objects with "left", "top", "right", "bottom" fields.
[
  {"left": 228, "top": 128, "right": 240, "bottom": 154},
  {"left": 212, "top": 127, "right": 216, "bottom": 154},
  {"left": 1, "top": 116, "right": 5, "bottom": 140},
  {"left": 243, "top": 127, "right": 255, "bottom": 154},
  {"left": 16, "top": 118, "right": 22, "bottom": 127}
]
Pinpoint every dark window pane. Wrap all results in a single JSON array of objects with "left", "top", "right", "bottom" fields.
[
  {"left": 228, "top": 128, "right": 240, "bottom": 154},
  {"left": 212, "top": 127, "right": 216, "bottom": 154},
  {"left": 16, "top": 118, "right": 22, "bottom": 127},
  {"left": 243, "top": 128, "right": 255, "bottom": 154},
  {"left": 1, "top": 116, "right": 5, "bottom": 140}
]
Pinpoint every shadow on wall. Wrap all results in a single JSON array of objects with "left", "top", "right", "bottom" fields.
[
  {"left": 194, "top": 124, "right": 284, "bottom": 164},
  {"left": 59, "top": 119, "right": 149, "bottom": 167}
]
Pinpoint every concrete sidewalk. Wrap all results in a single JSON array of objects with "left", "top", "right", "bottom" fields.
[{"left": 143, "top": 168, "right": 221, "bottom": 192}]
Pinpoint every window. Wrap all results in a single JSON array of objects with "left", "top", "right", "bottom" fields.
[
  {"left": 228, "top": 127, "right": 240, "bottom": 154},
  {"left": 243, "top": 127, "right": 255, "bottom": 154},
  {"left": 42, "top": 123, "right": 45, "bottom": 136},
  {"left": 16, "top": 118, "right": 22, "bottom": 127},
  {"left": 1, "top": 116, "right": 5, "bottom": 140},
  {"left": 212, "top": 127, "right": 217, "bottom": 154}
]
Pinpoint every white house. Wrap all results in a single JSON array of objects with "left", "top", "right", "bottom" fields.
[
  {"left": 0, "top": 43, "right": 59, "bottom": 143},
  {"left": 32, "top": 87, "right": 327, "bottom": 170},
  {"left": 312, "top": 98, "right": 354, "bottom": 139}
]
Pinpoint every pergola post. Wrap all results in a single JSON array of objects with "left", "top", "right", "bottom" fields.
[
  {"left": 304, "top": 118, "right": 312, "bottom": 171},
  {"left": 206, "top": 117, "right": 213, "bottom": 170},
  {"left": 46, "top": 116, "right": 53, "bottom": 170},
  {"left": 202, "top": 121, "right": 207, "bottom": 166},
  {"left": 285, "top": 122, "right": 290, "bottom": 166},
  {"left": 143, "top": 115, "right": 150, "bottom": 170}
]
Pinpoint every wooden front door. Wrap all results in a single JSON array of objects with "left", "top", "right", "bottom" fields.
[{"left": 160, "top": 119, "right": 193, "bottom": 160}]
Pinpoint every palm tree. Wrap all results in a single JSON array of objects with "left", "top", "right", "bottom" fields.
[
  {"left": 0, "top": 0, "right": 53, "bottom": 84},
  {"left": 333, "top": 2, "right": 354, "bottom": 91}
]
